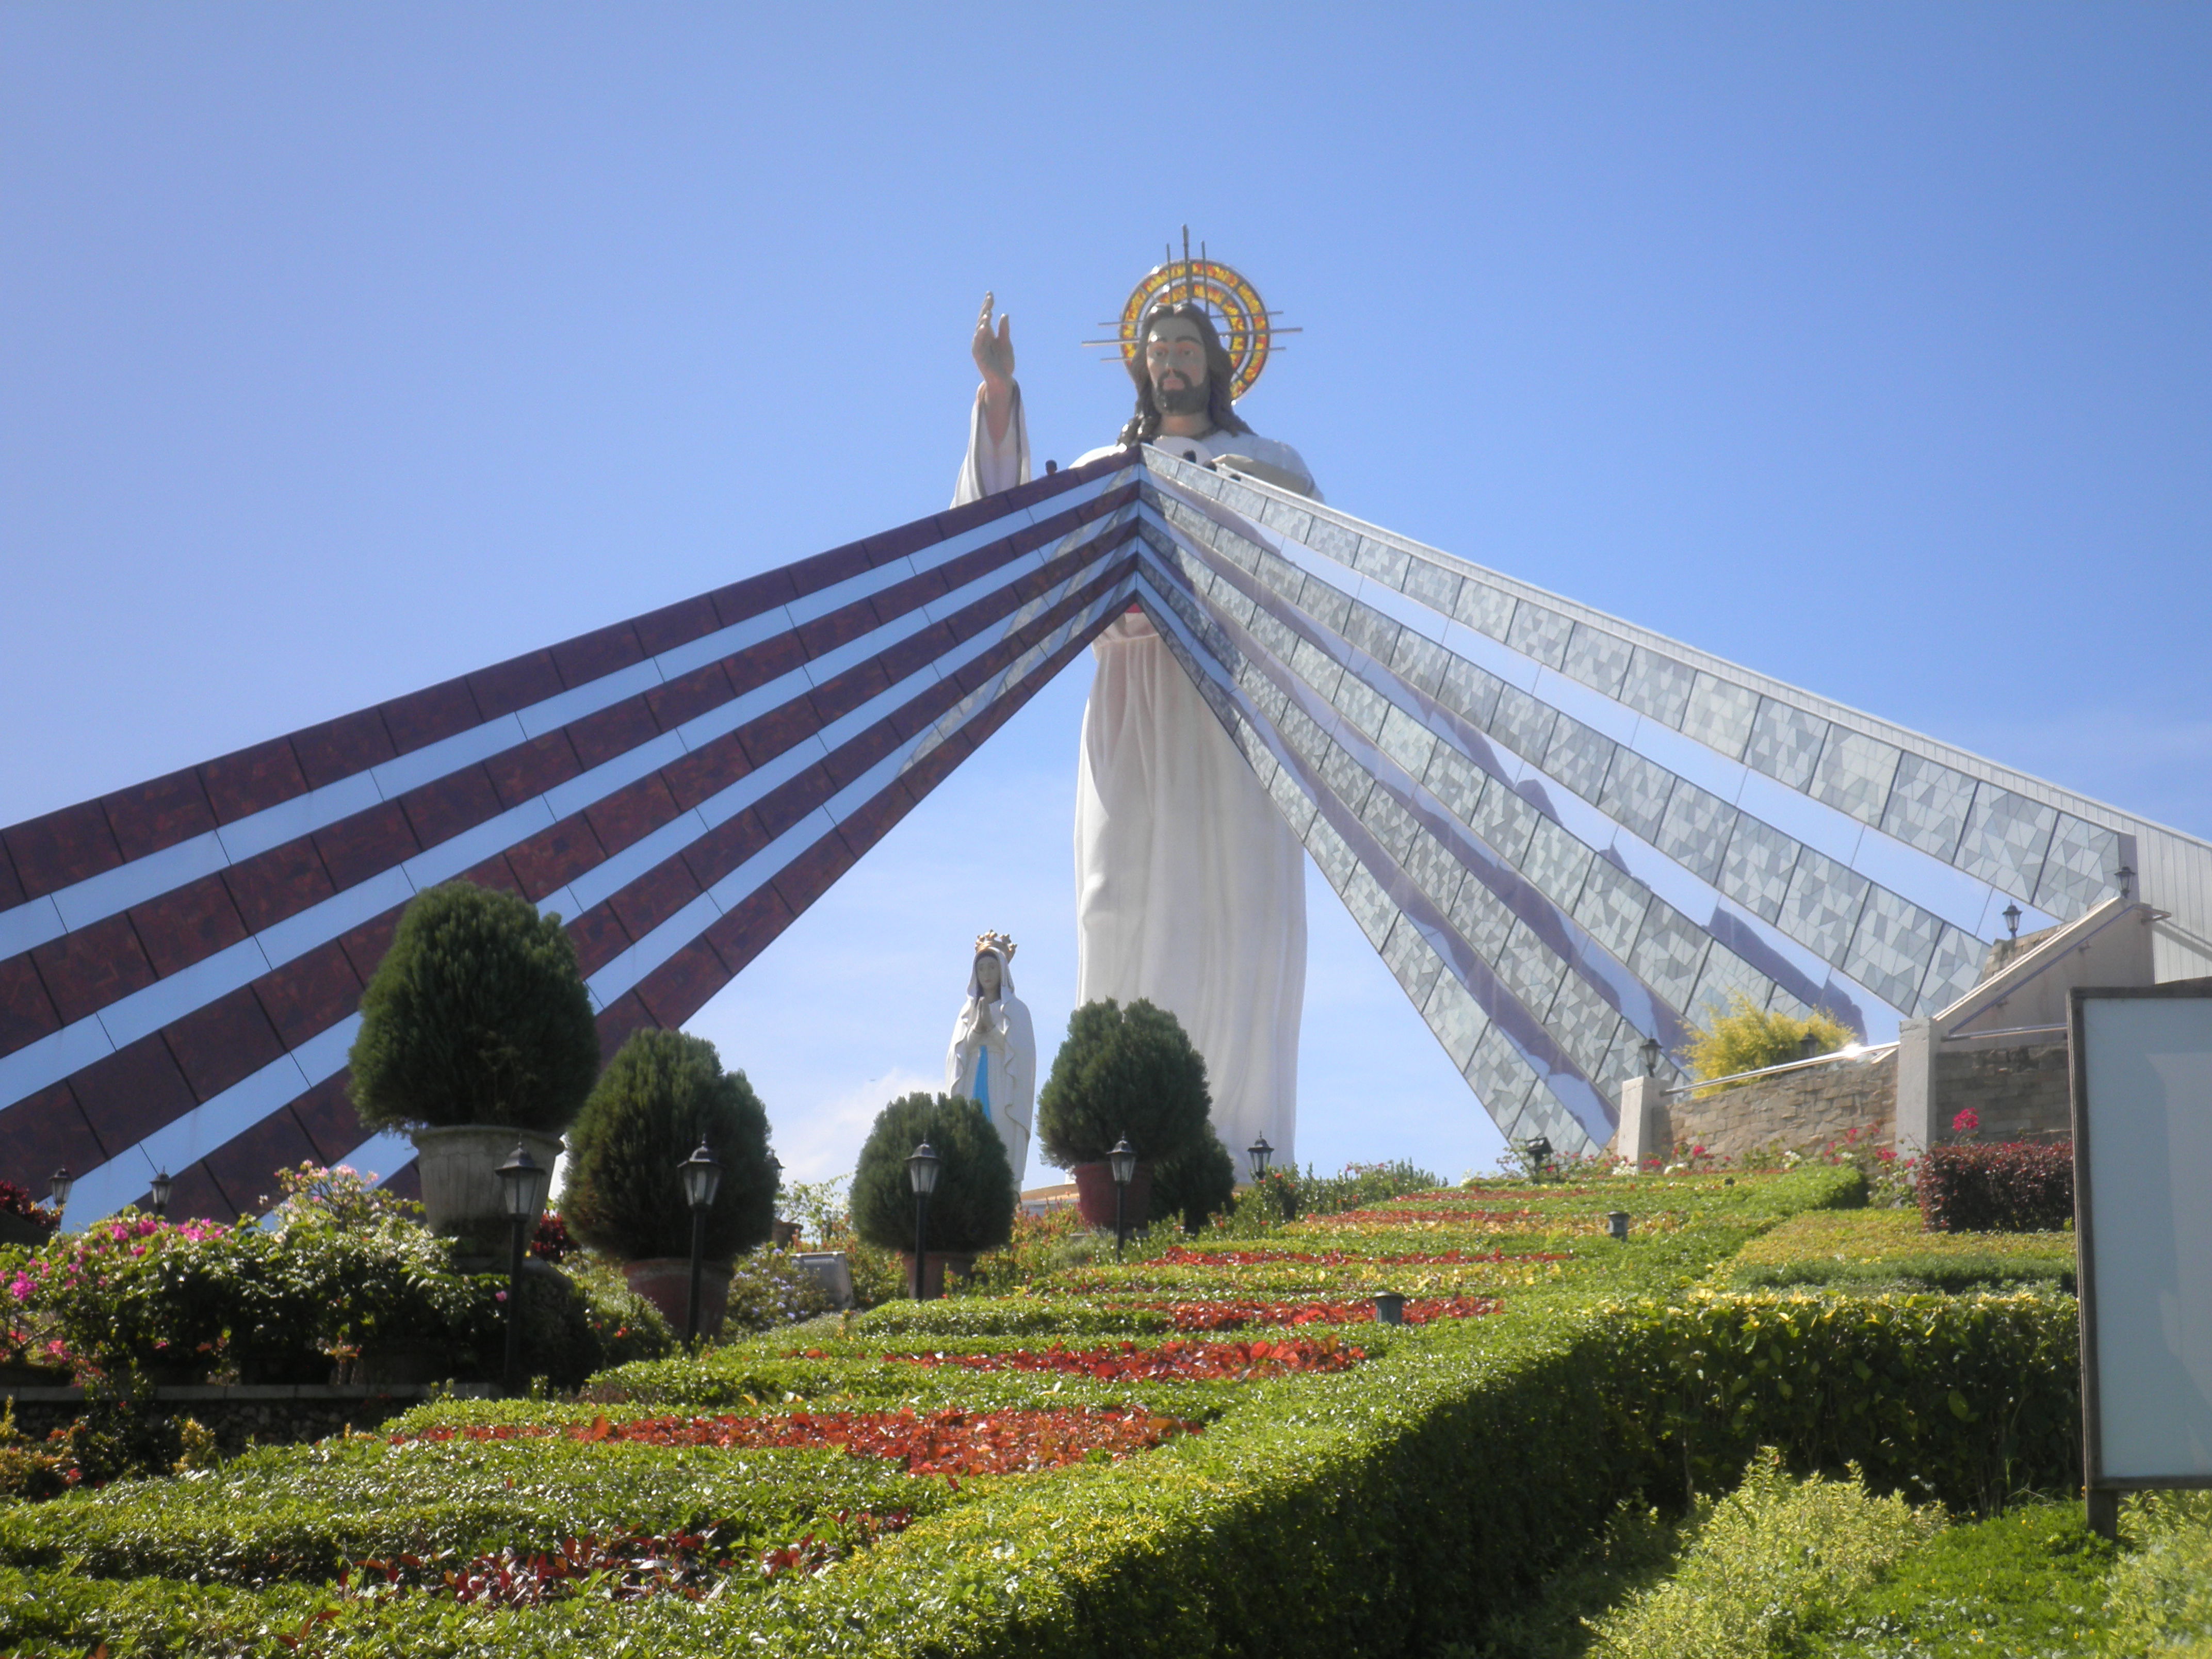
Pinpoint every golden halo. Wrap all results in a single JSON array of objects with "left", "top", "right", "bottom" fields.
[{"left": 1116, "top": 258, "right": 1273, "bottom": 402}]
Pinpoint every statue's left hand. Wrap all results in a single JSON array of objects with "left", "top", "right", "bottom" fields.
[{"left": 1211, "top": 454, "right": 1314, "bottom": 498}]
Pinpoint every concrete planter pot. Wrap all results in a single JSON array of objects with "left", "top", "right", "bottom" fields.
[
  {"left": 411, "top": 1126, "right": 565, "bottom": 1255},
  {"left": 896, "top": 1251, "right": 975, "bottom": 1299},
  {"left": 1071, "top": 1160, "right": 1154, "bottom": 1232},
  {"left": 622, "top": 1257, "right": 734, "bottom": 1340},
  {"left": 354, "top": 1343, "right": 453, "bottom": 1388},
  {"left": 795, "top": 1251, "right": 856, "bottom": 1309},
  {"left": 0, "top": 1211, "right": 55, "bottom": 1249}
]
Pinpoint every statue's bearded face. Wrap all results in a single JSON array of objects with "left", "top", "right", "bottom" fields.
[{"left": 1144, "top": 317, "right": 1209, "bottom": 414}]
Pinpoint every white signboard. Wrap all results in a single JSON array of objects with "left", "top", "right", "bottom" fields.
[{"left": 2073, "top": 987, "right": 2212, "bottom": 1492}]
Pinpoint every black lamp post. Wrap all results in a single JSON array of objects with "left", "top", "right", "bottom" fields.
[
  {"left": 1246, "top": 1136, "right": 1273, "bottom": 1181},
  {"left": 2116, "top": 864, "right": 2136, "bottom": 902},
  {"left": 150, "top": 1169, "right": 173, "bottom": 1218},
  {"left": 2003, "top": 901, "right": 2022, "bottom": 940},
  {"left": 47, "top": 1168, "right": 72, "bottom": 1220},
  {"left": 1108, "top": 1136, "right": 1137, "bottom": 1260},
  {"left": 1639, "top": 1036, "right": 1663, "bottom": 1078},
  {"left": 906, "top": 1141, "right": 940, "bottom": 1300},
  {"left": 494, "top": 1144, "right": 551, "bottom": 1396},
  {"left": 678, "top": 1141, "right": 723, "bottom": 1352}
]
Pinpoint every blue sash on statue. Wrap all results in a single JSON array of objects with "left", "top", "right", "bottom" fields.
[{"left": 971, "top": 1050, "right": 993, "bottom": 1119}]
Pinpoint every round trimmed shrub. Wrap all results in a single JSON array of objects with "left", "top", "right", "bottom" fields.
[
  {"left": 560, "top": 1030, "right": 778, "bottom": 1262},
  {"left": 851, "top": 1093, "right": 1015, "bottom": 1256},
  {"left": 1150, "top": 1132, "right": 1238, "bottom": 1233},
  {"left": 1035, "top": 998, "right": 1211, "bottom": 1170},
  {"left": 348, "top": 881, "right": 600, "bottom": 1134}
]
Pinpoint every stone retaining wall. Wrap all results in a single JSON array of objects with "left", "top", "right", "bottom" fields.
[{"left": 1661, "top": 1041, "right": 2071, "bottom": 1158}]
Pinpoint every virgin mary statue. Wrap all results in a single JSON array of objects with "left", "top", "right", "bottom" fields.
[{"left": 945, "top": 933, "right": 1036, "bottom": 1185}]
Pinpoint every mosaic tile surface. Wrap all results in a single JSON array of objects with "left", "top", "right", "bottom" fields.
[
  {"left": 1619, "top": 649, "right": 1697, "bottom": 727},
  {"left": 1810, "top": 729, "right": 1903, "bottom": 827},
  {"left": 1955, "top": 786, "right": 2057, "bottom": 900},
  {"left": 1745, "top": 699, "right": 1830, "bottom": 790},
  {"left": 1681, "top": 673, "right": 1759, "bottom": 758},
  {"left": 1717, "top": 814, "right": 1800, "bottom": 922},
  {"left": 1880, "top": 754, "right": 1976, "bottom": 860},
  {"left": 1778, "top": 850, "right": 1871, "bottom": 965}
]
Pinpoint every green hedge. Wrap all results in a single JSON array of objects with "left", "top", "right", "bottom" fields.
[
  {"left": 0, "top": 1165, "right": 2088, "bottom": 1659},
  {"left": 1722, "top": 1207, "right": 2076, "bottom": 1293},
  {"left": 1602, "top": 1288, "right": 2080, "bottom": 1514}
]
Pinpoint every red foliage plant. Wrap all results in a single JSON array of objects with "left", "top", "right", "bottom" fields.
[
  {"left": 1154, "top": 1247, "right": 1566, "bottom": 1268},
  {"left": 399, "top": 1407, "right": 1199, "bottom": 1475},
  {"left": 341, "top": 1511, "right": 913, "bottom": 1606},
  {"left": 1307, "top": 1208, "right": 1538, "bottom": 1229},
  {"left": 1137, "top": 1295, "right": 1505, "bottom": 1331},
  {"left": 529, "top": 1211, "right": 578, "bottom": 1263},
  {"left": 874, "top": 1337, "right": 1363, "bottom": 1381},
  {"left": 1917, "top": 1139, "right": 2074, "bottom": 1233}
]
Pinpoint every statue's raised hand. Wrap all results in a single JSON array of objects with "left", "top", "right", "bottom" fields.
[
  {"left": 971, "top": 292, "right": 1015, "bottom": 391},
  {"left": 972, "top": 293, "right": 1016, "bottom": 445}
]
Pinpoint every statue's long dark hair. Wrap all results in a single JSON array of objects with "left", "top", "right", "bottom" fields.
[{"left": 1116, "top": 301, "right": 1254, "bottom": 448}]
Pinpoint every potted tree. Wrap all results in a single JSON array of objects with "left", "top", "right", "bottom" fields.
[
  {"left": 1035, "top": 999, "right": 1212, "bottom": 1231},
  {"left": 558, "top": 1030, "right": 778, "bottom": 1338},
  {"left": 1148, "top": 1131, "right": 1239, "bottom": 1234},
  {"left": 347, "top": 881, "right": 601, "bottom": 1259},
  {"left": 851, "top": 1093, "right": 1014, "bottom": 1297}
]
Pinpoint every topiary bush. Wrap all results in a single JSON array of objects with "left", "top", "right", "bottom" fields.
[
  {"left": 850, "top": 1093, "right": 1015, "bottom": 1256},
  {"left": 1035, "top": 999, "right": 1212, "bottom": 1170},
  {"left": 1684, "top": 992, "right": 1855, "bottom": 1096},
  {"left": 1149, "top": 1133, "right": 1238, "bottom": 1233},
  {"left": 1917, "top": 1139, "right": 2074, "bottom": 1233},
  {"left": 560, "top": 1030, "right": 778, "bottom": 1262},
  {"left": 348, "top": 881, "right": 600, "bottom": 1134}
]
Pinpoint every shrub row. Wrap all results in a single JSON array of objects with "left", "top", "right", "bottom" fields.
[
  {"left": 0, "top": 1296, "right": 2081, "bottom": 1652},
  {"left": 1603, "top": 1287, "right": 2080, "bottom": 1514},
  {"left": 1723, "top": 1207, "right": 2076, "bottom": 1293},
  {"left": 1917, "top": 1140, "right": 2074, "bottom": 1233}
]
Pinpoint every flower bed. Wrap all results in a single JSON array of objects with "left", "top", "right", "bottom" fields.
[
  {"left": 0, "top": 1157, "right": 2090, "bottom": 1659},
  {"left": 399, "top": 1406, "right": 1201, "bottom": 1474},
  {"left": 1152, "top": 1246, "right": 1568, "bottom": 1267},
  {"left": 1144, "top": 1294, "right": 1506, "bottom": 1330},
  {"left": 878, "top": 1337, "right": 1363, "bottom": 1380}
]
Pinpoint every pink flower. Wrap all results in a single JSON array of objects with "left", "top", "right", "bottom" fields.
[
  {"left": 1951, "top": 1108, "right": 1980, "bottom": 1135},
  {"left": 495, "top": 1290, "right": 509, "bottom": 1303}
]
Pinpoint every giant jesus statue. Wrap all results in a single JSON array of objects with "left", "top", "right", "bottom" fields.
[{"left": 953, "top": 293, "right": 1317, "bottom": 1168}]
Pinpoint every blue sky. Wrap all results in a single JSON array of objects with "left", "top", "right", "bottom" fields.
[{"left": 4, "top": 4, "right": 2207, "bottom": 1188}]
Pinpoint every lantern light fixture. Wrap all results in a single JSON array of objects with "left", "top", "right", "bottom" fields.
[
  {"left": 1246, "top": 1136, "right": 1273, "bottom": 1181},
  {"left": 679, "top": 1142, "right": 723, "bottom": 1212},
  {"left": 150, "top": 1170, "right": 173, "bottom": 1217},
  {"left": 47, "top": 1168, "right": 73, "bottom": 1213}
]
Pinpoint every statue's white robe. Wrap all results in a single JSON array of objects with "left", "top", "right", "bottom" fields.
[{"left": 955, "top": 392, "right": 1310, "bottom": 1168}]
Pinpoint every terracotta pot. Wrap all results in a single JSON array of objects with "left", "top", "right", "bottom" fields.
[
  {"left": 622, "top": 1257, "right": 734, "bottom": 1339},
  {"left": 411, "top": 1126, "right": 565, "bottom": 1254},
  {"left": 896, "top": 1251, "right": 976, "bottom": 1299},
  {"left": 1071, "top": 1160, "right": 1154, "bottom": 1232}
]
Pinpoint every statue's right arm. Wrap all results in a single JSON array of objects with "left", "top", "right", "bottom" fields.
[{"left": 953, "top": 293, "right": 1030, "bottom": 507}]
